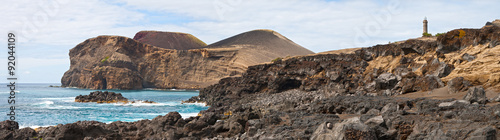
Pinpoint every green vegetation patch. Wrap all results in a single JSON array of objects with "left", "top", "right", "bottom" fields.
[
  {"left": 422, "top": 32, "right": 432, "bottom": 37},
  {"left": 101, "top": 56, "right": 110, "bottom": 63},
  {"left": 272, "top": 57, "right": 283, "bottom": 63},
  {"left": 435, "top": 33, "right": 445, "bottom": 37}
]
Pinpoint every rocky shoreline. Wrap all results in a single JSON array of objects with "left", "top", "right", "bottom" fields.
[
  {"left": 2, "top": 90, "right": 499, "bottom": 139},
  {"left": 2, "top": 21, "right": 500, "bottom": 139}
]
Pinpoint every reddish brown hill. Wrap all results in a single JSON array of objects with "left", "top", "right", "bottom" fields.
[
  {"left": 62, "top": 30, "right": 314, "bottom": 90},
  {"left": 206, "top": 29, "right": 314, "bottom": 67},
  {"left": 133, "top": 31, "right": 206, "bottom": 50}
]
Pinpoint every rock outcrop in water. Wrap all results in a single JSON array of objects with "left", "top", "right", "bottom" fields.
[
  {"left": 61, "top": 30, "right": 313, "bottom": 90},
  {"left": 13, "top": 19, "right": 500, "bottom": 139},
  {"left": 75, "top": 91, "right": 128, "bottom": 103},
  {"left": 133, "top": 31, "right": 207, "bottom": 50}
]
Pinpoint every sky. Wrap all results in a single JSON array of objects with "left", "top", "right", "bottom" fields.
[{"left": 0, "top": 0, "right": 499, "bottom": 83}]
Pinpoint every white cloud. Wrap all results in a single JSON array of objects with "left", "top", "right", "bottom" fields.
[{"left": 18, "top": 58, "right": 69, "bottom": 69}]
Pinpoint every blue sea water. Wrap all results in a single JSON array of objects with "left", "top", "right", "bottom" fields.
[{"left": 0, "top": 83, "right": 208, "bottom": 128}]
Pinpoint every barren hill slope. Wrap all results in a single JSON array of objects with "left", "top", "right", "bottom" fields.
[
  {"left": 206, "top": 29, "right": 314, "bottom": 67},
  {"left": 133, "top": 31, "right": 206, "bottom": 50}
]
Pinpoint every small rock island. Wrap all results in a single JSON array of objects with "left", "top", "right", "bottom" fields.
[
  {"left": 75, "top": 91, "right": 128, "bottom": 103},
  {"left": 75, "top": 91, "right": 156, "bottom": 104}
]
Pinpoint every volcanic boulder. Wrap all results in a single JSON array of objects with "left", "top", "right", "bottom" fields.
[
  {"left": 447, "top": 77, "right": 472, "bottom": 93},
  {"left": 463, "top": 86, "right": 487, "bottom": 104}
]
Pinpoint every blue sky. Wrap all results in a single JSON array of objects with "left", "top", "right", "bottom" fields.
[{"left": 1, "top": 0, "right": 500, "bottom": 83}]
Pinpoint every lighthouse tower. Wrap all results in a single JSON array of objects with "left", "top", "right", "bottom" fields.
[{"left": 423, "top": 17, "right": 428, "bottom": 34}]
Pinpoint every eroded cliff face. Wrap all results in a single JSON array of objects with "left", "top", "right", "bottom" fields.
[
  {"left": 61, "top": 36, "right": 243, "bottom": 89},
  {"left": 61, "top": 30, "right": 314, "bottom": 89}
]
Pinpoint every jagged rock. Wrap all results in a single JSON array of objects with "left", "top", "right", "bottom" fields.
[
  {"left": 0, "top": 120, "right": 18, "bottom": 130},
  {"left": 75, "top": 91, "right": 128, "bottom": 103},
  {"left": 311, "top": 117, "right": 377, "bottom": 140},
  {"left": 486, "top": 22, "right": 493, "bottom": 26},
  {"left": 447, "top": 77, "right": 472, "bottom": 93},
  {"left": 375, "top": 73, "right": 399, "bottom": 90},
  {"left": 381, "top": 103, "right": 399, "bottom": 116},
  {"left": 463, "top": 86, "right": 487, "bottom": 104},
  {"left": 400, "top": 75, "right": 444, "bottom": 94},
  {"left": 421, "top": 58, "right": 454, "bottom": 78}
]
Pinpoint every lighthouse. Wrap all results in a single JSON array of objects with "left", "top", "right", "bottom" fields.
[{"left": 423, "top": 17, "right": 428, "bottom": 34}]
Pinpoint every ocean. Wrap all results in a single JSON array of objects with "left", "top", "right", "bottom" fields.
[{"left": 0, "top": 83, "right": 208, "bottom": 128}]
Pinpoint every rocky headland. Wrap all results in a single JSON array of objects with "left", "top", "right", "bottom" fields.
[
  {"left": 61, "top": 29, "right": 313, "bottom": 90},
  {"left": 3, "top": 20, "right": 500, "bottom": 139}
]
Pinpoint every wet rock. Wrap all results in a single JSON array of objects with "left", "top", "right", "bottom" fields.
[
  {"left": 447, "top": 77, "right": 472, "bottom": 93},
  {"left": 463, "top": 86, "right": 487, "bottom": 104},
  {"left": 311, "top": 117, "right": 376, "bottom": 140},
  {"left": 486, "top": 21, "right": 493, "bottom": 26},
  {"left": 75, "top": 91, "right": 128, "bottom": 103}
]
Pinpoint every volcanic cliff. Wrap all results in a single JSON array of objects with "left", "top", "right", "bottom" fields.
[{"left": 61, "top": 30, "right": 314, "bottom": 89}]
